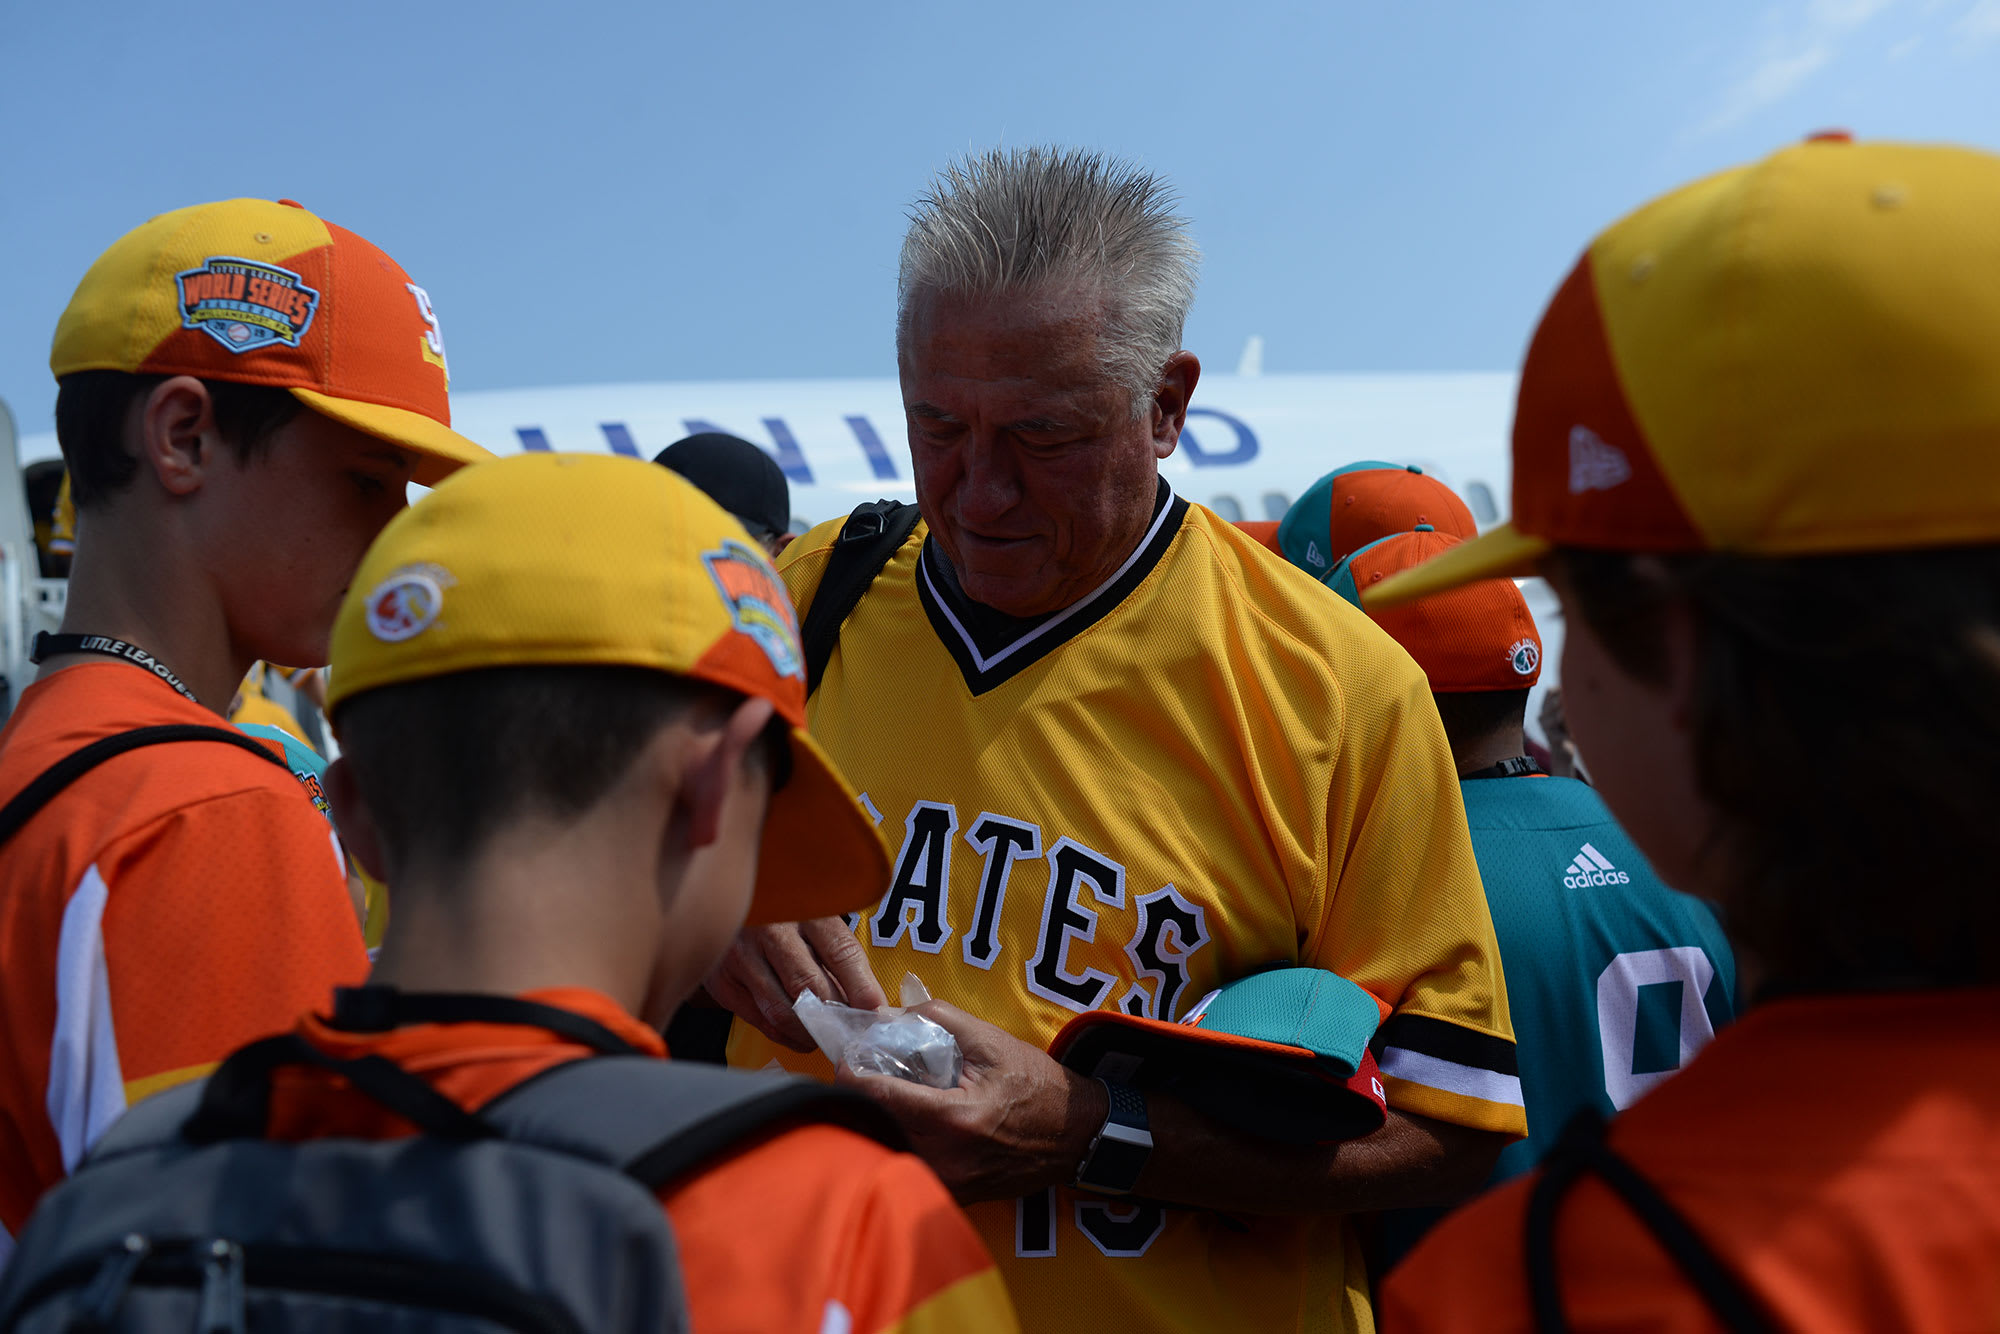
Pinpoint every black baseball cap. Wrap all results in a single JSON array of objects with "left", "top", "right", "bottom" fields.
[{"left": 652, "top": 432, "right": 791, "bottom": 538}]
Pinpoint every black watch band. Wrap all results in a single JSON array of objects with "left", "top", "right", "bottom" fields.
[{"left": 1074, "top": 1079, "right": 1152, "bottom": 1195}]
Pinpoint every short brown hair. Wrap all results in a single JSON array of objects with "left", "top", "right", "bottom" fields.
[
  {"left": 55, "top": 370, "right": 304, "bottom": 507},
  {"left": 1554, "top": 546, "right": 2000, "bottom": 990},
  {"left": 334, "top": 665, "right": 790, "bottom": 885}
]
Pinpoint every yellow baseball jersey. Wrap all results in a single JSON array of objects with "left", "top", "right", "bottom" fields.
[
  {"left": 49, "top": 471, "right": 76, "bottom": 556},
  {"left": 731, "top": 486, "right": 1523, "bottom": 1334}
]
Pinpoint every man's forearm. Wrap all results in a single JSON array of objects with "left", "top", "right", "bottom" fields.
[{"left": 1129, "top": 1099, "right": 1507, "bottom": 1216}]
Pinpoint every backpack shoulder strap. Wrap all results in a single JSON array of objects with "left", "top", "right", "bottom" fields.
[
  {"left": 81, "top": 1079, "right": 209, "bottom": 1164},
  {"left": 1526, "top": 1109, "right": 1775, "bottom": 1334},
  {"left": 481, "top": 1057, "right": 908, "bottom": 1190},
  {"left": 800, "top": 500, "right": 922, "bottom": 697},
  {"left": 0, "top": 724, "right": 289, "bottom": 850}
]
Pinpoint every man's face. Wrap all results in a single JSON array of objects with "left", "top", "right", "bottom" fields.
[
  {"left": 193, "top": 407, "right": 415, "bottom": 668},
  {"left": 901, "top": 289, "right": 1183, "bottom": 618}
]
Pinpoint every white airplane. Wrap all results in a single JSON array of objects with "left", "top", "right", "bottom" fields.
[{"left": 2, "top": 356, "right": 1563, "bottom": 730}]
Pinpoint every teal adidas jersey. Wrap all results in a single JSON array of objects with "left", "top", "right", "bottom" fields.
[
  {"left": 1464, "top": 774, "right": 1735, "bottom": 1175},
  {"left": 1380, "top": 773, "right": 1736, "bottom": 1268}
]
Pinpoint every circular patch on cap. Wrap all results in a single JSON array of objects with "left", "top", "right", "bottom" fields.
[
  {"left": 366, "top": 570, "right": 445, "bottom": 642},
  {"left": 1509, "top": 638, "right": 1540, "bottom": 676}
]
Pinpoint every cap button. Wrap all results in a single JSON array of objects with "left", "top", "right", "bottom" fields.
[
  {"left": 276, "top": 198, "right": 307, "bottom": 209},
  {"left": 1414, "top": 523, "right": 1435, "bottom": 532},
  {"left": 1805, "top": 129, "right": 1853, "bottom": 144}
]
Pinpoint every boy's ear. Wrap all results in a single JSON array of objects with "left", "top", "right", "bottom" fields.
[
  {"left": 326, "top": 757, "right": 390, "bottom": 882},
  {"left": 680, "top": 695, "right": 778, "bottom": 851},
  {"left": 136, "top": 376, "right": 217, "bottom": 498}
]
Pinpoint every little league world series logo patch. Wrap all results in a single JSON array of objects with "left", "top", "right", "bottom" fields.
[
  {"left": 176, "top": 256, "right": 320, "bottom": 353},
  {"left": 703, "top": 541, "right": 803, "bottom": 680}
]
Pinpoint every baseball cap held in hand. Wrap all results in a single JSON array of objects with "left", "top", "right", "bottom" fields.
[
  {"left": 326, "top": 452, "right": 891, "bottom": 924},
  {"left": 1050, "top": 968, "right": 1389, "bottom": 1145},
  {"left": 52, "top": 198, "right": 490, "bottom": 487},
  {"left": 1374, "top": 137, "right": 2000, "bottom": 608}
]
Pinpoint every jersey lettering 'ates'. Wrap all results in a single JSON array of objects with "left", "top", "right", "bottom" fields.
[{"left": 732, "top": 489, "right": 1521, "bottom": 1334}]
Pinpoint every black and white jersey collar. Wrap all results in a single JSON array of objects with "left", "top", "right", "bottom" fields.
[{"left": 917, "top": 477, "right": 1188, "bottom": 695}]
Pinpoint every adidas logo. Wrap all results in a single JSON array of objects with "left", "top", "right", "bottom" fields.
[
  {"left": 1563, "top": 842, "right": 1632, "bottom": 889},
  {"left": 1568, "top": 425, "right": 1632, "bottom": 494}
]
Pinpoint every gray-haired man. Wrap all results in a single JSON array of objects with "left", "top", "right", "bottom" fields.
[{"left": 716, "top": 148, "right": 1521, "bottom": 1333}]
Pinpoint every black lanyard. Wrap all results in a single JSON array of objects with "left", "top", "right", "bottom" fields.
[
  {"left": 32, "top": 632, "right": 200, "bottom": 705},
  {"left": 1461, "top": 755, "right": 1545, "bottom": 781}
]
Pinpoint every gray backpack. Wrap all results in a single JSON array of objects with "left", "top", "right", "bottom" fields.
[{"left": 0, "top": 991, "right": 903, "bottom": 1334}]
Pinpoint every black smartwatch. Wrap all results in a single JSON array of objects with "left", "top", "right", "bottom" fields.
[{"left": 1074, "top": 1079, "right": 1152, "bottom": 1195}]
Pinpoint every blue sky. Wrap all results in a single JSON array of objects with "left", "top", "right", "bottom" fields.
[{"left": 2, "top": 0, "right": 1995, "bottom": 439}]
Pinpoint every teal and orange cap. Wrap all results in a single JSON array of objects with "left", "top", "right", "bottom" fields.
[
  {"left": 1049, "top": 968, "right": 1389, "bottom": 1145},
  {"left": 326, "top": 452, "right": 892, "bottom": 925},
  {"left": 1374, "top": 136, "right": 2000, "bottom": 608},
  {"left": 51, "top": 198, "right": 491, "bottom": 487},
  {"left": 1275, "top": 461, "right": 1478, "bottom": 578}
]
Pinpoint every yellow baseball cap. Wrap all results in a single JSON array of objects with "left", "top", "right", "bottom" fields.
[
  {"left": 1373, "top": 137, "right": 2000, "bottom": 608},
  {"left": 326, "top": 452, "right": 892, "bottom": 925},
  {"left": 52, "top": 198, "right": 491, "bottom": 487}
]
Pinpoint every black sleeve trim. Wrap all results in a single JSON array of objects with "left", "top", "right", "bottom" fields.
[{"left": 1372, "top": 1012, "right": 1519, "bottom": 1076}]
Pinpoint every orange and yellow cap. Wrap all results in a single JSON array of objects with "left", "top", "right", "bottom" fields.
[
  {"left": 1343, "top": 530, "right": 1542, "bottom": 692},
  {"left": 52, "top": 198, "right": 490, "bottom": 487},
  {"left": 1374, "top": 137, "right": 2000, "bottom": 608},
  {"left": 326, "top": 452, "right": 891, "bottom": 925}
]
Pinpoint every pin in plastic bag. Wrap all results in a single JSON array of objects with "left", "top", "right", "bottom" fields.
[{"left": 792, "top": 973, "right": 962, "bottom": 1088}]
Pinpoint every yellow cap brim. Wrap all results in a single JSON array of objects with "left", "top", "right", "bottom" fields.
[
  {"left": 749, "top": 726, "right": 892, "bottom": 926},
  {"left": 293, "top": 387, "right": 494, "bottom": 488},
  {"left": 1364, "top": 523, "right": 1551, "bottom": 609}
]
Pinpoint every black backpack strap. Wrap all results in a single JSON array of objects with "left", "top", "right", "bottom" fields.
[
  {"left": 181, "top": 1033, "right": 499, "bottom": 1145},
  {"left": 482, "top": 1057, "right": 908, "bottom": 1189},
  {"left": 325, "top": 987, "right": 647, "bottom": 1055},
  {"left": 800, "top": 500, "right": 922, "bottom": 697},
  {"left": 0, "top": 724, "right": 289, "bottom": 850},
  {"left": 1527, "top": 1110, "right": 1775, "bottom": 1334}
]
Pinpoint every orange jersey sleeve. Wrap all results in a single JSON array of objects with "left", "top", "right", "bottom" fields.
[
  {"left": 0, "top": 774, "right": 365, "bottom": 1236},
  {"left": 97, "top": 786, "right": 368, "bottom": 1095}
]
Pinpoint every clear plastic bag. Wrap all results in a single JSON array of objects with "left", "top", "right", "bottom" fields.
[{"left": 793, "top": 974, "right": 963, "bottom": 1088}]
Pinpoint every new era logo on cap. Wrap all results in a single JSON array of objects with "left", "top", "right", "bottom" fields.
[
  {"left": 1568, "top": 425, "right": 1632, "bottom": 494},
  {"left": 1563, "top": 842, "right": 1632, "bottom": 889}
]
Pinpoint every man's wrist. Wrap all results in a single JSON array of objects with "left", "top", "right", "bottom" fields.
[{"left": 1060, "top": 1067, "right": 1112, "bottom": 1175}]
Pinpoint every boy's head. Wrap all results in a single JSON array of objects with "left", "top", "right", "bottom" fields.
[
  {"left": 51, "top": 198, "right": 492, "bottom": 665},
  {"left": 324, "top": 453, "right": 891, "bottom": 990},
  {"left": 1370, "top": 137, "right": 2000, "bottom": 987},
  {"left": 1329, "top": 527, "right": 1541, "bottom": 773}
]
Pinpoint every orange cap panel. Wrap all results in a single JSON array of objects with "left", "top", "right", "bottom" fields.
[{"left": 1509, "top": 255, "right": 1705, "bottom": 550}]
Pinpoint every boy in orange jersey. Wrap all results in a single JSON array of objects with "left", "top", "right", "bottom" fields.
[
  {"left": 1373, "top": 135, "right": 2000, "bottom": 1330},
  {"left": 0, "top": 198, "right": 490, "bottom": 1255},
  {"left": 299, "top": 452, "right": 1014, "bottom": 1333}
]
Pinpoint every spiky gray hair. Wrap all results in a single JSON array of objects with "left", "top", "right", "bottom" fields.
[{"left": 896, "top": 147, "right": 1200, "bottom": 410}]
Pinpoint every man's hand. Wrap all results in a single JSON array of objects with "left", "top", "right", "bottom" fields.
[
  {"left": 705, "top": 917, "right": 889, "bottom": 1052},
  {"left": 835, "top": 1001, "right": 1107, "bottom": 1204},
  {"left": 838, "top": 1002, "right": 1510, "bottom": 1217}
]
